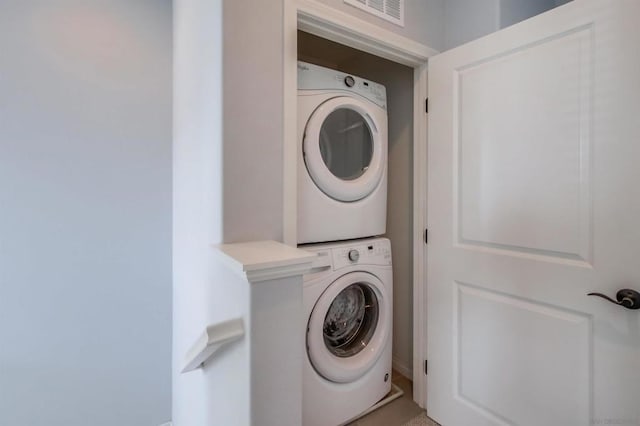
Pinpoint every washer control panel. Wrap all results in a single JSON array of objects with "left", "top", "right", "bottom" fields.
[
  {"left": 302, "top": 238, "right": 391, "bottom": 273},
  {"left": 332, "top": 239, "right": 391, "bottom": 269}
]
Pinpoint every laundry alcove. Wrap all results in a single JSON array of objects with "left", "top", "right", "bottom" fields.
[
  {"left": 297, "top": 30, "right": 416, "bottom": 383},
  {"left": 282, "top": 1, "right": 438, "bottom": 409}
]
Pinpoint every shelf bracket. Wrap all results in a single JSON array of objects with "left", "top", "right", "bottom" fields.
[{"left": 181, "top": 317, "right": 245, "bottom": 373}]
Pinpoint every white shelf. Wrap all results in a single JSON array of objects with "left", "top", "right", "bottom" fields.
[{"left": 214, "top": 240, "right": 316, "bottom": 283}]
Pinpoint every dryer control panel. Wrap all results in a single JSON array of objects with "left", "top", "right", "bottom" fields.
[{"left": 297, "top": 61, "right": 387, "bottom": 110}]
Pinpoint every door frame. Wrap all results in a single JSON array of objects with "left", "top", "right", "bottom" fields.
[{"left": 282, "top": 0, "right": 438, "bottom": 407}]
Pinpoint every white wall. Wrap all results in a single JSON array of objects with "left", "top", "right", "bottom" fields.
[
  {"left": 317, "top": 0, "right": 444, "bottom": 51},
  {"left": 173, "top": 1, "right": 251, "bottom": 425},
  {"left": 222, "top": 0, "right": 286, "bottom": 243},
  {"left": 0, "top": 1, "right": 172, "bottom": 425}
]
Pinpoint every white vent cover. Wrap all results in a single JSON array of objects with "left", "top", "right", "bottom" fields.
[{"left": 344, "top": 0, "right": 405, "bottom": 27}]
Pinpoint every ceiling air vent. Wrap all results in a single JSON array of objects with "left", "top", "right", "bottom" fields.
[{"left": 344, "top": 0, "right": 405, "bottom": 27}]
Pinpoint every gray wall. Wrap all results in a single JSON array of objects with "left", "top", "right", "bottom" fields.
[
  {"left": 320, "top": 0, "right": 568, "bottom": 52},
  {"left": 500, "top": 0, "right": 557, "bottom": 28},
  {"left": 317, "top": 0, "right": 444, "bottom": 51},
  {"left": 443, "top": 0, "right": 501, "bottom": 50},
  {"left": 0, "top": 1, "right": 172, "bottom": 425},
  {"left": 443, "top": 0, "right": 570, "bottom": 50}
]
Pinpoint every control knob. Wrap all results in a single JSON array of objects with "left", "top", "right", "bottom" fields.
[
  {"left": 344, "top": 75, "right": 355, "bottom": 87},
  {"left": 348, "top": 249, "right": 360, "bottom": 262}
]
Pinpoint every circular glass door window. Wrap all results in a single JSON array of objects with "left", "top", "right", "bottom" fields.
[
  {"left": 323, "top": 283, "right": 379, "bottom": 358},
  {"left": 319, "top": 108, "right": 373, "bottom": 181},
  {"left": 303, "top": 97, "right": 385, "bottom": 202}
]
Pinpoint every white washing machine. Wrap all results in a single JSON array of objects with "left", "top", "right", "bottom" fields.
[
  {"left": 302, "top": 237, "right": 392, "bottom": 426},
  {"left": 297, "top": 61, "right": 388, "bottom": 244}
]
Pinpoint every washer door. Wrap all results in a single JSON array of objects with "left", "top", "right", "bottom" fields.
[
  {"left": 307, "top": 271, "right": 390, "bottom": 383},
  {"left": 303, "top": 96, "right": 385, "bottom": 202}
]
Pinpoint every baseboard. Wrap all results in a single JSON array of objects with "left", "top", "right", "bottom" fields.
[{"left": 392, "top": 355, "right": 412, "bottom": 380}]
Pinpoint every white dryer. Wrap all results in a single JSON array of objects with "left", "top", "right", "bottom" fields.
[
  {"left": 297, "top": 61, "right": 388, "bottom": 244},
  {"left": 302, "top": 237, "right": 392, "bottom": 426}
]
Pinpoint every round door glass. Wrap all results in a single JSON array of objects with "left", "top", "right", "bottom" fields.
[
  {"left": 319, "top": 108, "right": 373, "bottom": 181},
  {"left": 323, "top": 283, "right": 379, "bottom": 358}
]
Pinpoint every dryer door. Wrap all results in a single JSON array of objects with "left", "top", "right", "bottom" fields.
[
  {"left": 303, "top": 96, "right": 386, "bottom": 202},
  {"left": 307, "top": 271, "right": 390, "bottom": 383}
]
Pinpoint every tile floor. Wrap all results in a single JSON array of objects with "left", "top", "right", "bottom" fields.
[{"left": 346, "top": 371, "right": 439, "bottom": 426}]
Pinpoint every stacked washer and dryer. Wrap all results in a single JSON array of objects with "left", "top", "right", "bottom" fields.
[{"left": 297, "top": 61, "right": 393, "bottom": 426}]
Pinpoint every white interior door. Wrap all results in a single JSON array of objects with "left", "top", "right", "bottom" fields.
[{"left": 426, "top": 1, "right": 640, "bottom": 425}]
